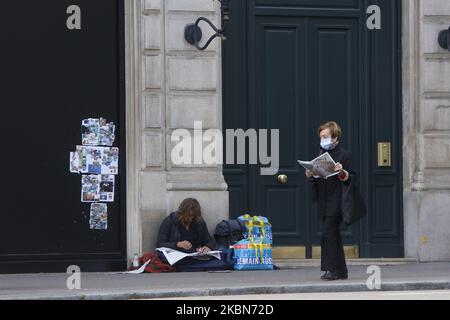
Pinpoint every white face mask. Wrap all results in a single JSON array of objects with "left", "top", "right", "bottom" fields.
[{"left": 320, "top": 138, "right": 335, "bottom": 150}]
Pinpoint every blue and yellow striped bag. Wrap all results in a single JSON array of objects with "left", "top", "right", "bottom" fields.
[
  {"left": 237, "top": 214, "right": 273, "bottom": 244},
  {"left": 233, "top": 238, "right": 273, "bottom": 271}
]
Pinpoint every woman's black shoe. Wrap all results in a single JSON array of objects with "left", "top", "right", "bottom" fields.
[{"left": 322, "top": 272, "right": 348, "bottom": 281}]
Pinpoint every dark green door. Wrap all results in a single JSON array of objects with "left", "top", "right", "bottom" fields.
[{"left": 223, "top": 0, "right": 403, "bottom": 258}]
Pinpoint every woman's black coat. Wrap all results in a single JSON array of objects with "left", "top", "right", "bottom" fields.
[
  {"left": 156, "top": 212, "right": 216, "bottom": 251},
  {"left": 309, "top": 145, "right": 360, "bottom": 220}
]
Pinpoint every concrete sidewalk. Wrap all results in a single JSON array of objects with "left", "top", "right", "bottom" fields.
[{"left": 0, "top": 262, "right": 449, "bottom": 300}]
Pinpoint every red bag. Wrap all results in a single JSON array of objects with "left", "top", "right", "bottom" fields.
[{"left": 138, "top": 252, "right": 175, "bottom": 273}]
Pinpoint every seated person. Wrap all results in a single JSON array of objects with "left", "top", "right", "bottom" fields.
[{"left": 156, "top": 198, "right": 230, "bottom": 271}]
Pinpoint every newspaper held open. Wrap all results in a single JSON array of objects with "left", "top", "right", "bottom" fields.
[
  {"left": 156, "top": 247, "right": 222, "bottom": 266},
  {"left": 298, "top": 152, "right": 339, "bottom": 179}
]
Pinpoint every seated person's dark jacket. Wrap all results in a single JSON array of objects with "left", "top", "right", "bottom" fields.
[
  {"left": 156, "top": 211, "right": 216, "bottom": 252},
  {"left": 309, "top": 145, "right": 356, "bottom": 218}
]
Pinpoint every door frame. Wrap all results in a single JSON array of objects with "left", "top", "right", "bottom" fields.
[
  {"left": 124, "top": 0, "right": 142, "bottom": 264},
  {"left": 222, "top": 0, "right": 404, "bottom": 258}
]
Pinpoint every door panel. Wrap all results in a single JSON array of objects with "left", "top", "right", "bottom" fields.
[
  {"left": 366, "top": 0, "right": 403, "bottom": 257},
  {"left": 253, "top": 16, "right": 308, "bottom": 245},
  {"left": 307, "top": 17, "right": 361, "bottom": 249},
  {"left": 255, "top": 0, "right": 360, "bottom": 8}
]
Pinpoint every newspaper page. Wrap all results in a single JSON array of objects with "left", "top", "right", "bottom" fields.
[
  {"left": 101, "top": 147, "right": 119, "bottom": 175},
  {"left": 156, "top": 247, "right": 222, "bottom": 266},
  {"left": 81, "top": 118, "right": 116, "bottom": 146},
  {"left": 298, "top": 152, "right": 339, "bottom": 179},
  {"left": 89, "top": 203, "right": 108, "bottom": 230},
  {"left": 70, "top": 146, "right": 119, "bottom": 175},
  {"left": 99, "top": 117, "right": 116, "bottom": 146},
  {"left": 81, "top": 174, "right": 101, "bottom": 202},
  {"left": 81, "top": 174, "right": 115, "bottom": 202},
  {"left": 81, "top": 118, "right": 100, "bottom": 146},
  {"left": 99, "top": 175, "right": 115, "bottom": 202},
  {"left": 69, "top": 146, "right": 88, "bottom": 173},
  {"left": 86, "top": 146, "right": 103, "bottom": 174}
]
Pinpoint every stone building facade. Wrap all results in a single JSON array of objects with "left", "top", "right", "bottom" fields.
[
  {"left": 124, "top": 0, "right": 228, "bottom": 257},
  {"left": 124, "top": 0, "right": 450, "bottom": 262},
  {"left": 402, "top": 0, "right": 450, "bottom": 261}
]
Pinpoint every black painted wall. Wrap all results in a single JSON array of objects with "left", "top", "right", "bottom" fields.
[{"left": 0, "top": 0, "right": 126, "bottom": 273}]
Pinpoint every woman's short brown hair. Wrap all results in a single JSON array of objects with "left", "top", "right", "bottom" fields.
[
  {"left": 317, "top": 121, "right": 342, "bottom": 139},
  {"left": 176, "top": 198, "right": 202, "bottom": 228}
]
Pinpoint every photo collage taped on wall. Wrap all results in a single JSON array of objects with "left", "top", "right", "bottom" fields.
[{"left": 69, "top": 118, "right": 118, "bottom": 231}]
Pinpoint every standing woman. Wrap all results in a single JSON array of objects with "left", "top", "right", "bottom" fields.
[{"left": 305, "top": 121, "right": 355, "bottom": 281}]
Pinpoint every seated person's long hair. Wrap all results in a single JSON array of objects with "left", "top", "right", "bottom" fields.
[{"left": 176, "top": 198, "right": 203, "bottom": 228}]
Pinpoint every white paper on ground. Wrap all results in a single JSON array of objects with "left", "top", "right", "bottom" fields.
[
  {"left": 125, "top": 259, "right": 152, "bottom": 274},
  {"left": 108, "top": 258, "right": 152, "bottom": 274}
]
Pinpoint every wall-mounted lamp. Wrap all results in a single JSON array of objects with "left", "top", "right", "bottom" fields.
[
  {"left": 438, "top": 26, "right": 450, "bottom": 51},
  {"left": 184, "top": 0, "right": 231, "bottom": 51}
]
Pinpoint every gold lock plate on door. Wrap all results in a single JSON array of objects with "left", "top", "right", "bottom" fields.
[{"left": 377, "top": 142, "right": 391, "bottom": 167}]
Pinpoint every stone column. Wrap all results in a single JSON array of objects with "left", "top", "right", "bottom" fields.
[
  {"left": 137, "top": 0, "right": 228, "bottom": 254},
  {"left": 403, "top": 0, "right": 450, "bottom": 261}
]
